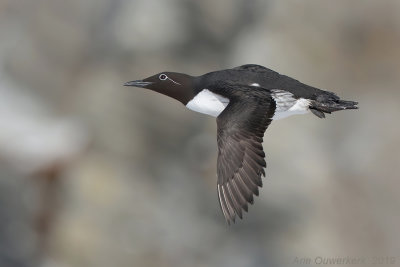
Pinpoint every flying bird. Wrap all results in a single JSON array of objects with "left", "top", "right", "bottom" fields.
[{"left": 125, "top": 64, "right": 358, "bottom": 224}]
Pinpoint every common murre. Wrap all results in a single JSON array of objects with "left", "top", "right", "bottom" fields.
[{"left": 125, "top": 64, "right": 358, "bottom": 224}]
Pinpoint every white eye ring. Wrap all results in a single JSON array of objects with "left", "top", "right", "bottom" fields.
[{"left": 159, "top": 74, "right": 168, "bottom": 80}]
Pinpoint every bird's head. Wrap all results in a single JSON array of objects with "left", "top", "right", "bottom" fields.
[{"left": 124, "top": 72, "right": 196, "bottom": 105}]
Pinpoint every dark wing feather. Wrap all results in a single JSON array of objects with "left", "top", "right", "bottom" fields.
[
  {"left": 216, "top": 89, "right": 275, "bottom": 224},
  {"left": 232, "top": 64, "right": 270, "bottom": 73}
]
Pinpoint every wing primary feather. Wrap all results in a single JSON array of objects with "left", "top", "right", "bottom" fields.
[
  {"left": 230, "top": 179, "right": 248, "bottom": 212},
  {"left": 217, "top": 184, "right": 230, "bottom": 224},
  {"left": 246, "top": 148, "right": 266, "bottom": 167},
  {"left": 226, "top": 182, "right": 243, "bottom": 218},
  {"left": 221, "top": 185, "right": 236, "bottom": 222},
  {"left": 234, "top": 173, "right": 254, "bottom": 204},
  {"left": 238, "top": 168, "right": 259, "bottom": 195},
  {"left": 242, "top": 159, "right": 262, "bottom": 187}
]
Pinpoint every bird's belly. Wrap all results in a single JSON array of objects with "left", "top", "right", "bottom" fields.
[
  {"left": 186, "top": 89, "right": 229, "bottom": 117},
  {"left": 271, "top": 90, "right": 310, "bottom": 120}
]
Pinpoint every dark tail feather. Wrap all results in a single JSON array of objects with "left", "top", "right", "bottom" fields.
[{"left": 310, "top": 96, "right": 358, "bottom": 118}]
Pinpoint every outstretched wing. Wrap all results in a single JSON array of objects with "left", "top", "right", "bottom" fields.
[{"left": 216, "top": 91, "right": 275, "bottom": 224}]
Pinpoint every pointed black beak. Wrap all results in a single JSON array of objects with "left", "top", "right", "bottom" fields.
[{"left": 124, "top": 80, "right": 153, "bottom": 87}]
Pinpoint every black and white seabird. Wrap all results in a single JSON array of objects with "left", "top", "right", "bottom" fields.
[{"left": 125, "top": 64, "right": 358, "bottom": 224}]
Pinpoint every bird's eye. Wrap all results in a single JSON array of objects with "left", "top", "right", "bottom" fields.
[{"left": 159, "top": 74, "right": 168, "bottom": 80}]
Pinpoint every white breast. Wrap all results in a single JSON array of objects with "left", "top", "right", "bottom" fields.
[{"left": 186, "top": 89, "right": 230, "bottom": 117}]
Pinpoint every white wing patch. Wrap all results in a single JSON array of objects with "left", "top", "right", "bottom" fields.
[
  {"left": 271, "top": 89, "right": 310, "bottom": 120},
  {"left": 186, "top": 89, "right": 229, "bottom": 117}
]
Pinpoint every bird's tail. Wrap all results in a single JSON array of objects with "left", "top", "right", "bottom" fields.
[{"left": 309, "top": 93, "right": 358, "bottom": 118}]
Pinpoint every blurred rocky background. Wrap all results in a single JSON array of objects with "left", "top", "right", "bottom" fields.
[{"left": 0, "top": 0, "right": 399, "bottom": 267}]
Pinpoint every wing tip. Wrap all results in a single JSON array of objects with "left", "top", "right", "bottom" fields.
[{"left": 218, "top": 181, "right": 264, "bottom": 224}]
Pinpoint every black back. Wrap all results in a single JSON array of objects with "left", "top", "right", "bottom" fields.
[{"left": 196, "top": 64, "right": 331, "bottom": 100}]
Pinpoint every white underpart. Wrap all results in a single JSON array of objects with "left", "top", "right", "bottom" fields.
[
  {"left": 250, "top": 83, "right": 260, "bottom": 87},
  {"left": 186, "top": 89, "right": 229, "bottom": 117},
  {"left": 186, "top": 88, "right": 310, "bottom": 120},
  {"left": 271, "top": 89, "right": 310, "bottom": 120}
]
